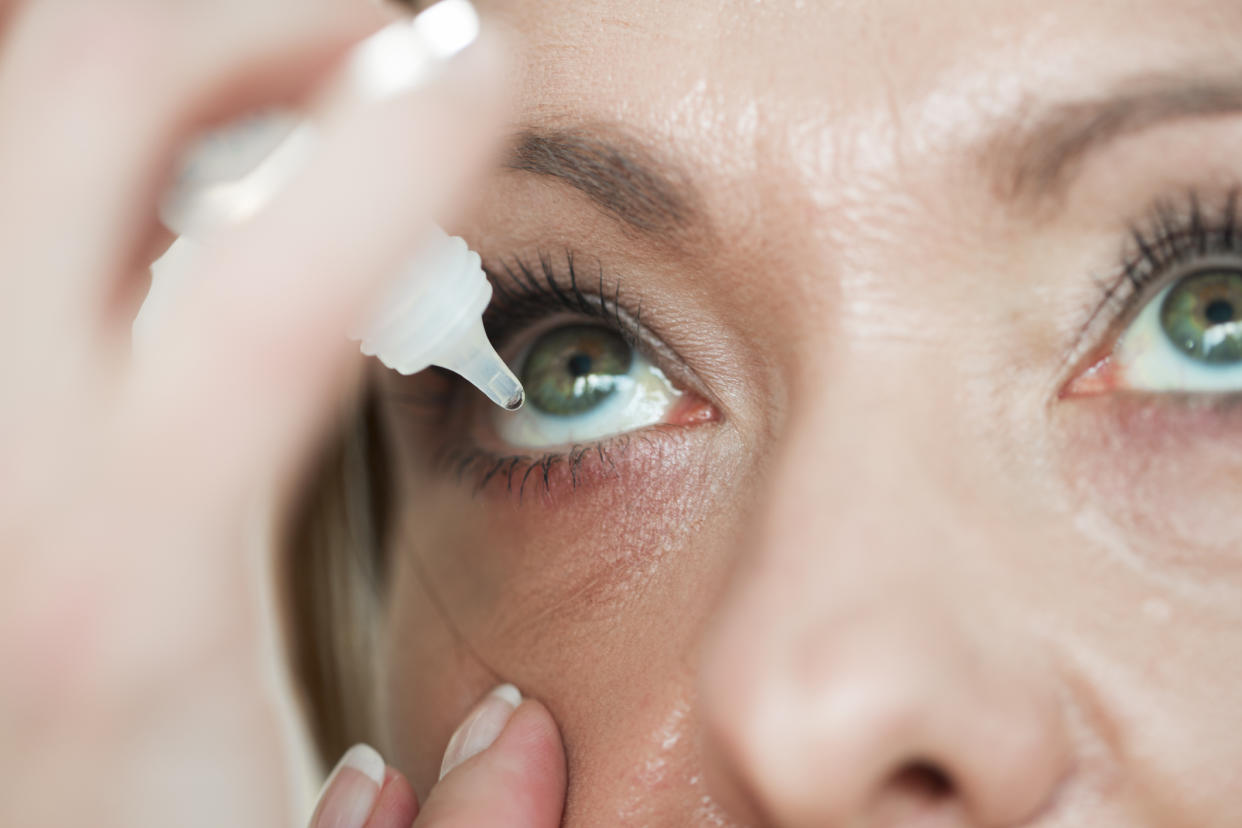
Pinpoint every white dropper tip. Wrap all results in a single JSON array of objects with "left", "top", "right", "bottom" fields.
[{"left": 433, "top": 317, "right": 525, "bottom": 410}]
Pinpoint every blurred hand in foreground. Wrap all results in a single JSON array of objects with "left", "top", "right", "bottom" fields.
[{"left": 0, "top": 1, "right": 565, "bottom": 825}]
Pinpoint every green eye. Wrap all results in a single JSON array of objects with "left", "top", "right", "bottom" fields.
[
  {"left": 497, "top": 322, "right": 682, "bottom": 448},
  {"left": 1160, "top": 270, "right": 1242, "bottom": 365},
  {"left": 520, "top": 325, "right": 634, "bottom": 416}
]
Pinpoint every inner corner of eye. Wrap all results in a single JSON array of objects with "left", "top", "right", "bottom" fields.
[{"left": 1062, "top": 351, "right": 1120, "bottom": 398}]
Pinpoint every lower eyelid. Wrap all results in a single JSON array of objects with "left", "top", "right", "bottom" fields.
[
  {"left": 433, "top": 421, "right": 712, "bottom": 504},
  {"left": 1059, "top": 387, "right": 1242, "bottom": 444}
]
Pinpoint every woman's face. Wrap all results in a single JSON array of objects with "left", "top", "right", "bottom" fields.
[{"left": 373, "top": 0, "right": 1242, "bottom": 824}]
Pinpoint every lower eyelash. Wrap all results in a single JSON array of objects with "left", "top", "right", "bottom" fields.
[
  {"left": 432, "top": 438, "right": 628, "bottom": 501},
  {"left": 430, "top": 420, "right": 699, "bottom": 502}
]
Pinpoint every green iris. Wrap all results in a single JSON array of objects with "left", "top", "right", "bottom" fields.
[
  {"left": 1160, "top": 270, "right": 1242, "bottom": 365},
  {"left": 520, "top": 325, "right": 633, "bottom": 416}
]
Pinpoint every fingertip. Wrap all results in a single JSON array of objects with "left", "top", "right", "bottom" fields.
[
  {"left": 418, "top": 695, "right": 567, "bottom": 827},
  {"left": 472, "top": 700, "right": 567, "bottom": 825},
  {"left": 310, "top": 744, "right": 385, "bottom": 828},
  {"left": 500, "top": 700, "right": 567, "bottom": 793},
  {"left": 365, "top": 767, "right": 420, "bottom": 828}
]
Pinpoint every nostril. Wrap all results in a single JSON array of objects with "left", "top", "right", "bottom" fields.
[
  {"left": 889, "top": 760, "right": 954, "bottom": 802},
  {"left": 866, "top": 761, "right": 967, "bottom": 828},
  {"left": 864, "top": 764, "right": 958, "bottom": 828}
]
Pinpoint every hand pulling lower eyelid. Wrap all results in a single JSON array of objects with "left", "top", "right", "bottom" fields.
[{"left": 137, "top": 0, "right": 525, "bottom": 412}]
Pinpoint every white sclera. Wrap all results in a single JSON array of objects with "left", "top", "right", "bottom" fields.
[
  {"left": 495, "top": 350, "right": 680, "bottom": 448},
  {"left": 1115, "top": 278, "right": 1242, "bottom": 392}
]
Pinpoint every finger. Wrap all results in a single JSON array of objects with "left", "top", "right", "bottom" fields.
[
  {"left": 310, "top": 744, "right": 387, "bottom": 828},
  {"left": 367, "top": 768, "right": 420, "bottom": 828},
  {"left": 415, "top": 689, "right": 567, "bottom": 828},
  {"left": 110, "top": 223, "right": 173, "bottom": 335},
  {"left": 123, "top": 28, "right": 507, "bottom": 508},
  {"left": 0, "top": 0, "right": 390, "bottom": 358},
  {"left": 0, "top": 0, "right": 18, "bottom": 37}
]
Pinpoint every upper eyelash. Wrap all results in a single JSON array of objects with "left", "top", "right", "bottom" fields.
[
  {"left": 422, "top": 250, "right": 664, "bottom": 499},
  {"left": 1121, "top": 188, "right": 1240, "bottom": 293},
  {"left": 482, "top": 249, "right": 643, "bottom": 348},
  {"left": 1095, "top": 188, "right": 1242, "bottom": 322},
  {"left": 1070, "top": 187, "right": 1242, "bottom": 368}
]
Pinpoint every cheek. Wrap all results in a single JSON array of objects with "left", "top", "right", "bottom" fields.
[
  {"left": 1053, "top": 395, "right": 1242, "bottom": 575},
  {"left": 394, "top": 429, "right": 737, "bottom": 642},
  {"left": 380, "top": 557, "right": 498, "bottom": 797},
  {"left": 379, "top": 426, "right": 747, "bottom": 799}
]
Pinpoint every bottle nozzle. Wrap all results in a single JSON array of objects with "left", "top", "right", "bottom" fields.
[{"left": 432, "top": 318, "right": 525, "bottom": 411}]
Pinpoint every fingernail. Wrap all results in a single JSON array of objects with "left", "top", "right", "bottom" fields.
[
  {"left": 311, "top": 743, "right": 386, "bottom": 828},
  {"left": 439, "top": 683, "right": 522, "bottom": 780},
  {"left": 346, "top": 0, "right": 481, "bottom": 102}
]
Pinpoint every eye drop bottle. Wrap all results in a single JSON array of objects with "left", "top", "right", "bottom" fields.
[{"left": 140, "top": 0, "right": 524, "bottom": 411}]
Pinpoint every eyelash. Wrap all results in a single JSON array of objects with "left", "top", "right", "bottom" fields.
[
  {"left": 427, "top": 250, "right": 663, "bottom": 499},
  {"left": 430, "top": 193, "right": 1242, "bottom": 489},
  {"left": 1079, "top": 187, "right": 1242, "bottom": 357},
  {"left": 434, "top": 429, "right": 683, "bottom": 501},
  {"left": 482, "top": 250, "right": 643, "bottom": 349}
]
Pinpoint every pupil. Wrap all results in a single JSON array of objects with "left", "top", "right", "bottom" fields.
[
  {"left": 567, "top": 353, "right": 593, "bottom": 377},
  {"left": 1205, "top": 299, "right": 1236, "bottom": 325}
]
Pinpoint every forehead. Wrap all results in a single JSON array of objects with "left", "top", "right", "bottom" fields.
[
  {"left": 475, "top": 0, "right": 1242, "bottom": 262},
  {"left": 472, "top": 0, "right": 1242, "bottom": 283},
  {"left": 461, "top": 0, "right": 1242, "bottom": 362},
  {"left": 484, "top": 0, "right": 1242, "bottom": 146}
]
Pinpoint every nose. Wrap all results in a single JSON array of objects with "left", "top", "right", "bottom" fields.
[
  {"left": 702, "top": 598, "right": 1069, "bottom": 827},
  {"left": 699, "top": 393, "right": 1072, "bottom": 827}
]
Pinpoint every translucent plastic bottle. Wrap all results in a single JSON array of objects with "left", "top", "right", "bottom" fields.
[
  {"left": 140, "top": 0, "right": 524, "bottom": 410},
  {"left": 353, "top": 224, "right": 523, "bottom": 410}
]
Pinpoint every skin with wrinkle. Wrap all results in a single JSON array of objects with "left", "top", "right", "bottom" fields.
[{"left": 355, "top": 0, "right": 1242, "bottom": 825}]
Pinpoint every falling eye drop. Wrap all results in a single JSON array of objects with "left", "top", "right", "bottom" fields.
[{"left": 142, "top": 0, "right": 524, "bottom": 411}]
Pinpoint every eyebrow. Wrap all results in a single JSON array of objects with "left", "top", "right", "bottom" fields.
[
  {"left": 504, "top": 76, "right": 1242, "bottom": 233},
  {"left": 991, "top": 74, "right": 1242, "bottom": 207},
  {"left": 504, "top": 126, "right": 706, "bottom": 240}
]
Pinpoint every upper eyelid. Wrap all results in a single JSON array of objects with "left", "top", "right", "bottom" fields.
[
  {"left": 1060, "top": 187, "right": 1242, "bottom": 389},
  {"left": 480, "top": 252, "right": 718, "bottom": 406},
  {"left": 486, "top": 254, "right": 635, "bottom": 344},
  {"left": 1107, "top": 190, "right": 1242, "bottom": 320}
]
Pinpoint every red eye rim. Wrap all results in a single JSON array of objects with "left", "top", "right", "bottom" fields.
[{"left": 1062, "top": 352, "right": 1121, "bottom": 398}]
